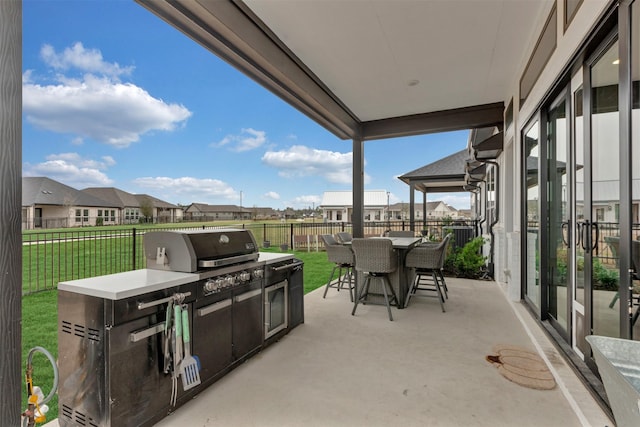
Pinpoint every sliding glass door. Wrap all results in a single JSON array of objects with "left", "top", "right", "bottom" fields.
[{"left": 547, "top": 93, "right": 570, "bottom": 337}]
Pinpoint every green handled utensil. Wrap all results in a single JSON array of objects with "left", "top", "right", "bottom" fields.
[
  {"left": 173, "top": 304, "right": 183, "bottom": 371},
  {"left": 180, "top": 304, "right": 201, "bottom": 391}
]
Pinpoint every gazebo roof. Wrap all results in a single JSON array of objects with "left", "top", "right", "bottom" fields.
[{"left": 398, "top": 149, "right": 470, "bottom": 193}]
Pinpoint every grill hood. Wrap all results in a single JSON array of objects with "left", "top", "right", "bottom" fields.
[{"left": 144, "top": 229, "right": 259, "bottom": 272}]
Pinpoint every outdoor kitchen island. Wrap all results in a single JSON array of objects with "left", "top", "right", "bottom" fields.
[{"left": 57, "top": 229, "right": 303, "bottom": 427}]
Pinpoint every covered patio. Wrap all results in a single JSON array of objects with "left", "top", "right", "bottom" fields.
[{"left": 47, "top": 277, "right": 610, "bottom": 426}]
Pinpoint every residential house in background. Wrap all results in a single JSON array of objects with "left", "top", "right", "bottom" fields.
[
  {"left": 320, "top": 190, "right": 389, "bottom": 223},
  {"left": 388, "top": 201, "right": 467, "bottom": 221},
  {"left": 83, "top": 187, "right": 182, "bottom": 224},
  {"left": 184, "top": 203, "right": 251, "bottom": 221},
  {"left": 252, "top": 206, "right": 279, "bottom": 220},
  {"left": 22, "top": 177, "right": 183, "bottom": 229},
  {"left": 22, "top": 177, "right": 117, "bottom": 229}
]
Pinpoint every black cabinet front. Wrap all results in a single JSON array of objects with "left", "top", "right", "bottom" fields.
[
  {"left": 193, "top": 296, "right": 233, "bottom": 384},
  {"left": 232, "top": 284, "right": 263, "bottom": 360}
]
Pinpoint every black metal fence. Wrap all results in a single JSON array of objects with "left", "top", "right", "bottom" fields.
[{"left": 21, "top": 220, "right": 477, "bottom": 295}]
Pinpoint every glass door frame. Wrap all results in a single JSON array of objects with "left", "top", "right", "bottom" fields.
[
  {"left": 522, "top": 114, "right": 545, "bottom": 313},
  {"left": 618, "top": 0, "right": 634, "bottom": 340},
  {"left": 545, "top": 88, "right": 573, "bottom": 342}
]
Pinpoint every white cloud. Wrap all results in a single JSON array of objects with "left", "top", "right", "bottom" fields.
[
  {"left": 290, "top": 194, "right": 321, "bottom": 207},
  {"left": 214, "top": 128, "right": 266, "bottom": 152},
  {"left": 262, "top": 145, "right": 369, "bottom": 184},
  {"left": 132, "top": 176, "right": 238, "bottom": 203},
  {"left": 23, "top": 152, "right": 115, "bottom": 187},
  {"left": 40, "top": 42, "right": 134, "bottom": 78},
  {"left": 263, "top": 191, "right": 281, "bottom": 200},
  {"left": 23, "top": 43, "right": 191, "bottom": 148}
]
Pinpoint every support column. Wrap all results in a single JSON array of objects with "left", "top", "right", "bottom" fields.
[
  {"left": 409, "top": 183, "right": 415, "bottom": 230},
  {"left": 352, "top": 138, "right": 364, "bottom": 238},
  {"left": 423, "top": 191, "right": 427, "bottom": 234},
  {"left": 0, "top": 1, "right": 23, "bottom": 424}
]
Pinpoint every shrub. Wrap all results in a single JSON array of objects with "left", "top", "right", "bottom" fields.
[
  {"left": 444, "top": 236, "right": 488, "bottom": 279},
  {"left": 593, "top": 257, "right": 619, "bottom": 291}
]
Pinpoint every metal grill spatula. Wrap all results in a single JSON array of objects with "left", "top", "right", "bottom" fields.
[{"left": 180, "top": 305, "right": 201, "bottom": 391}]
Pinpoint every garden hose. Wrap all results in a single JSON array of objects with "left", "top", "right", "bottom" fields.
[{"left": 22, "top": 346, "right": 59, "bottom": 427}]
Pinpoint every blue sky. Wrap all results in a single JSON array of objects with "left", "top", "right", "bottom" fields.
[{"left": 22, "top": 0, "right": 471, "bottom": 210}]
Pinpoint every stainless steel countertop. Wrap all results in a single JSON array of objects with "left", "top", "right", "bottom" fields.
[
  {"left": 258, "top": 252, "right": 294, "bottom": 264},
  {"left": 58, "top": 269, "right": 199, "bottom": 300},
  {"left": 58, "top": 252, "right": 295, "bottom": 300}
]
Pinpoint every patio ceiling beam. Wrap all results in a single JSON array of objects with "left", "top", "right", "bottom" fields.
[
  {"left": 360, "top": 102, "right": 505, "bottom": 141},
  {"left": 136, "top": 0, "right": 361, "bottom": 140}
]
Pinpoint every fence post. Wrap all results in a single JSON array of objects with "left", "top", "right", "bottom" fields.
[
  {"left": 290, "top": 223, "right": 294, "bottom": 248},
  {"left": 132, "top": 228, "right": 137, "bottom": 270}
]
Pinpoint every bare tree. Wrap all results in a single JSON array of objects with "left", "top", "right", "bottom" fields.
[{"left": 139, "top": 197, "right": 154, "bottom": 222}]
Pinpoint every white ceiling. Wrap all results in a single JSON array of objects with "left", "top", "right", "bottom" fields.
[{"left": 244, "top": 0, "right": 553, "bottom": 122}]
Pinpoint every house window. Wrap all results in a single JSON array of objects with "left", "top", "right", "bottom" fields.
[
  {"left": 520, "top": 4, "right": 557, "bottom": 106},
  {"left": 487, "top": 164, "right": 496, "bottom": 225},
  {"left": 596, "top": 208, "right": 605, "bottom": 222},
  {"left": 83, "top": 209, "right": 89, "bottom": 222},
  {"left": 97, "top": 210, "right": 103, "bottom": 217},
  {"left": 75, "top": 209, "right": 81, "bottom": 223},
  {"left": 336, "top": 212, "right": 342, "bottom": 221},
  {"left": 110, "top": 210, "right": 116, "bottom": 221}
]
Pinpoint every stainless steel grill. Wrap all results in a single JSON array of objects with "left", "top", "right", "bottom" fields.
[{"left": 58, "top": 228, "right": 305, "bottom": 427}]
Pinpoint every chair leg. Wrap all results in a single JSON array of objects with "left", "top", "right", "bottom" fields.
[
  {"left": 433, "top": 271, "right": 446, "bottom": 312},
  {"left": 346, "top": 266, "right": 355, "bottom": 302},
  {"left": 439, "top": 269, "right": 448, "bottom": 299},
  {"left": 323, "top": 265, "right": 339, "bottom": 298},
  {"left": 352, "top": 275, "right": 370, "bottom": 316},
  {"left": 609, "top": 292, "right": 619, "bottom": 308},
  {"left": 336, "top": 265, "right": 345, "bottom": 292},
  {"left": 380, "top": 276, "right": 394, "bottom": 321},
  {"left": 404, "top": 273, "right": 418, "bottom": 307}
]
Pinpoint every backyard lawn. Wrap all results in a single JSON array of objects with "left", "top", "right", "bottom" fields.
[{"left": 20, "top": 247, "right": 333, "bottom": 421}]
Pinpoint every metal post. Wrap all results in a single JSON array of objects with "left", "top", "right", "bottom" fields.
[
  {"left": 132, "top": 228, "right": 137, "bottom": 270},
  {"left": 0, "top": 1, "right": 23, "bottom": 424},
  {"left": 352, "top": 138, "right": 364, "bottom": 238}
]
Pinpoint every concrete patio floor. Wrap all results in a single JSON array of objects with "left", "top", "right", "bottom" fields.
[{"left": 48, "top": 277, "right": 613, "bottom": 426}]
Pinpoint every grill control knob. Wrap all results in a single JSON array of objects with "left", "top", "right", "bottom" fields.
[
  {"left": 252, "top": 269, "right": 264, "bottom": 279},
  {"left": 224, "top": 275, "right": 236, "bottom": 287},
  {"left": 239, "top": 271, "right": 251, "bottom": 282},
  {"left": 204, "top": 279, "right": 220, "bottom": 293}
]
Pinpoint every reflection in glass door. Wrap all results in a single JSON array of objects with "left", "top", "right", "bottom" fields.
[
  {"left": 590, "top": 39, "right": 620, "bottom": 338},
  {"left": 547, "top": 94, "right": 569, "bottom": 336},
  {"left": 524, "top": 121, "right": 540, "bottom": 309}
]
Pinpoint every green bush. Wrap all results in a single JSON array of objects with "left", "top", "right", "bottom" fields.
[
  {"left": 593, "top": 257, "right": 619, "bottom": 291},
  {"left": 444, "top": 236, "right": 488, "bottom": 279}
]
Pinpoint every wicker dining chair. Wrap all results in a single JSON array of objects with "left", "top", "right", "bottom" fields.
[
  {"left": 418, "top": 234, "right": 452, "bottom": 299},
  {"left": 404, "top": 234, "right": 451, "bottom": 311},
  {"left": 351, "top": 238, "right": 398, "bottom": 321},
  {"left": 320, "top": 234, "right": 355, "bottom": 301},
  {"left": 335, "top": 232, "right": 353, "bottom": 244}
]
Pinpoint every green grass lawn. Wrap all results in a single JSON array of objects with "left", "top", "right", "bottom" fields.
[{"left": 21, "top": 248, "right": 333, "bottom": 420}]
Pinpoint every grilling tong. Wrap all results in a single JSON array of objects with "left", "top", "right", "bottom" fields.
[{"left": 164, "top": 294, "right": 201, "bottom": 406}]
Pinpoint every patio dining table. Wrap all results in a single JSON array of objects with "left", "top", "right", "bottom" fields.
[{"left": 345, "top": 236, "right": 422, "bottom": 309}]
